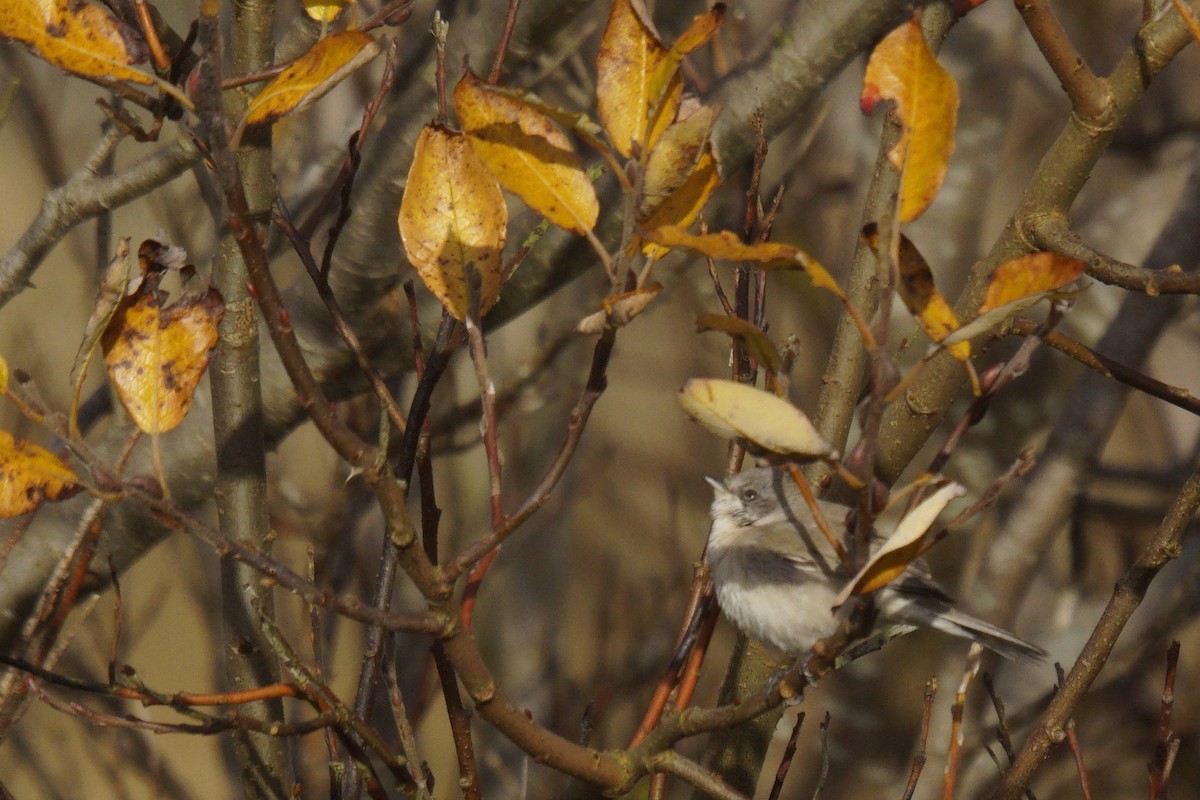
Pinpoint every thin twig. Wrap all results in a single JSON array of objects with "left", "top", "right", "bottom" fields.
[
  {"left": 1064, "top": 720, "right": 1093, "bottom": 800},
  {"left": 767, "top": 711, "right": 805, "bottom": 800},
  {"left": 901, "top": 678, "right": 938, "bottom": 800}
]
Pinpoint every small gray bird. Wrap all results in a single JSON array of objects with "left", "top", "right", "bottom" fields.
[{"left": 705, "top": 468, "right": 1045, "bottom": 663}]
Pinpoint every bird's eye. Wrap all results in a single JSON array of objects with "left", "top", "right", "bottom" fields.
[{"left": 741, "top": 488, "right": 758, "bottom": 502}]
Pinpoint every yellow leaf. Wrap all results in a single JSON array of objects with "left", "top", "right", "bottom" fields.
[
  {"left": 695, "top": 313, "right": 781, "bottom": 371},
  {"left": 454, "top": 71, "right": 598, "bottom": 235},
  {"left": 244, "top": 31, "right": 381, "bottom": 126},
  {"left": 979, "top": 251, "right": 1086, "bottom": 314},
  {"left": 668, "top": 3, "right": 726, "bottom": 58},
  {"left": 101, "top": 283, "right": 224, "bottom": 434},
  {"left": 645, "top": 3, "right": 724, "bottom": 107},
  {"left": 861, "top": 18, "right": 958, "bottom": 222},
  {"left": 0, "top": 0, "right": 153, "bottom": 85},
  {"left": 399, "top": 125, "right": 508, "bottom": 320},
  {"left": 639, "top": 105, "right": 715, "bottom": 217},
  {"left": 678, "top": 378, "right": 837, "bottom": 459},
  {"left": 596, "top": 0, "right": 680, "bottom": 158},
  {"left": 641, "top": 226, "right": 842, "bottom": 296},
  {"left": 638, "top": 145, "right": 719, "bottom": 258},
  {"left": 835, "top": 482, "right": 965, "bottom": 603},
  {"left": 0, "top": 430, "right": 82, "bottom": 518},
  {"left": 301, "top": 0, "right": 348, "bottom": 22},
  {"left": 577, "top": 283, "right": 663, "bottom": 333}
]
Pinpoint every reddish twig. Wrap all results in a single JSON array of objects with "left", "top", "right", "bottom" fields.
[
  {"left": 1064, "top": 720, "right": 1093, "bottom": 800},
  {"left": 273, "top": 205, "right": 408, "bottom": 436},
  {"left": 433, "top": 644, "right": 483, "bottom": 800},
  {"left": 766, "top": 712, "right": 805, "bottom": 800},
  {"left": 488, "top": 0, "right": 523, "bottom": 83},
  {"left": 1148, "top": 640, "right": 1181, "bottom": 799},
  {"left": 901, "top": 678, "right": 938, "bottom": 800},
  {"left": 944, "top": 646, "right": 983, "bottom": 800},
  {"left": 445, "top": 328, "right": 616, "bottom": 581}
]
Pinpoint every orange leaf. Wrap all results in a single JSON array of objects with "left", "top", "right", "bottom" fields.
[
  {"left": 640, "top": 226, "right": 841, "bottom": 296},
  {"left": 101, "top": 283, "right": 224, "bottom": 434},
  {"left": 679, "top": 378, "right": 836, "bottom": 459},
  {"left": 695, "top": 313, "right": 781, "bottom": 371},
  {"left": 244, "top": 31, "right": 381, "bottom": 126},
  {"left": 399, "top": 125, "right": 508, "bottom": 320},
  {"left": 0, "top": 430, "right": 82, "bottom": 518},
  {"left": 861, "top": 19, "right": 958, "bottom": 222},
  {"left": 0, "top": 0, "right": 152, "bottom": 85},
  {"left": 979, "top": 252, "right": 1086, "bottom": 314},
  {"left": 454, "top": 71, "right": 598, "bottom": 235},
  {"left": 596, "top": 0, "right": 680, "bottom": 158}
]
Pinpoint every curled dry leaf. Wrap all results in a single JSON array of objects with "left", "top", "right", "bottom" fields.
[
  {"left": 578, "top": 283, "right": 663, "bottom": 333},
  {"left": 861, "top": 18, "right": 958, "bottom": 222},
  {"left": 835, "top": 481, "right": 965, "bottom": 604},
  {"left": 639, "top": 105, "right": 715, "bottom": 217},
  {"left": 0, "top": 430, "right": 83, "bottom": 518},
  {"left": 454, "top": 71, "right": 598, "bottom": 235},
  {"left": 244, "top": 30, "right": 381, "bottom": 126},
  {"left": 101, "top": 282, "right": 225, "bottom": 434},
  {"left": 641, "top": 226, "right": 841, "bottom": 296},
  {"left": 1, "top": 0, "right": 152, "bottom": 85},
  {"left": 694, "top": 313, "right": 781, "bottom": 371},
  {"left": 70, "top": 238, "right": 134, "bottom": 436},
  {"left": 679, "top": 378, "right": 837, "bottom": 459},
  {"left": 595, "top": 0, "right": 680, "bottom": 158},
  {"left": 865, "top": 225, "right": 969, "bottom": 361},
  {"left": 399, "top": 125, "right": 507, "bottom": 320}
]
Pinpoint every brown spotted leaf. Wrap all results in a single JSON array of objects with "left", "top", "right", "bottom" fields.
[
  {"left": 0, "top": 430, "right": 82, "bottom": 518},
  {"left": 0, "top": 0, "right": 152, "bottom": 85},
  {"left": 101, "top": 282, "right": 224, "bottom": 434},
  {"left": 399, "top": 125, "right": 508, "bottom": 320},
  {"left": 454, "top": 71, "right": 598, "bottom": 235},
  {"left": 244, "top": 30, "right": 381, "bottom": 126}
]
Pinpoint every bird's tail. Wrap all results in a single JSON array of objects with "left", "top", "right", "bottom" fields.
[
  {"left": 881, "top": 585, "right": 1046, "bottom": 664},
  {"left": 924, "top": 607, "right": 1046, "bottom": 664}
]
